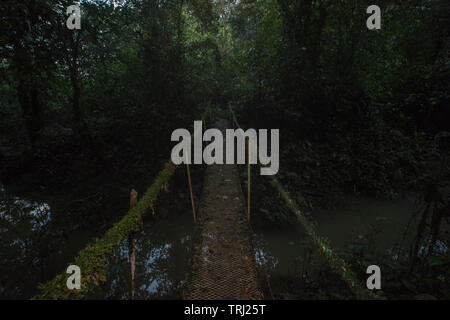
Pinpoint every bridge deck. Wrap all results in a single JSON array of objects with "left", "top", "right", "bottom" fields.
[{"left": 184, "top": 120, "right": 263, "bottom": 300}]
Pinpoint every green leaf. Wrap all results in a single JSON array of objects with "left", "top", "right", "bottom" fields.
[{"left": 427, "top": 256, "right": 449, "bottom": 267}]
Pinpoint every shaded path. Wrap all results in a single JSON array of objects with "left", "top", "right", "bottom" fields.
[{"left": 184, "top": 119, "right": 263, "bottom": 300}]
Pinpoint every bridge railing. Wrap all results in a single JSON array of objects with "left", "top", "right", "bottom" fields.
[
  {"left": 34, "top": 109, "right": 210, "bottom": 300},
  {"left": 228, "top": 104, "right": 382, "bottom": 300}
]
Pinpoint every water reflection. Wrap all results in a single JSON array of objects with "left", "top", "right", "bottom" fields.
[
  {"left": 0, "top": 194, "right": 52, "bottom": 298},
  {"left": 253, "top": 227, "right": 310, "bottom": 278},
  {"left": 253, "top": 196, "right": 449, "bottom": 280},
  {"left": 90, "top": 213, "right": 194, "bottom": 299},
  {"left": 0, "top": 190, "right": 98, "bottom": 299},
  {"left": 0, "top": 198, "right": 51, "bottom": 231}
]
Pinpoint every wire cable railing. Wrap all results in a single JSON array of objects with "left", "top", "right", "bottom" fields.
[
  {"left": 33, "top": 110, "right": 210, "bottom": 300},
  {"left": 228, "top": 104, "right": 382, "bottom": 300}
]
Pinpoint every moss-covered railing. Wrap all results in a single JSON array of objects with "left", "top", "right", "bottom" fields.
[
  {"left": 33, "top": 109, "right": 211, "bottom": 300},
  {"left": 34, "top": 161, "right": 176, "bottom": 299},
  {"left": 228, "top": 104, "right": 383, "bottom": 300}
]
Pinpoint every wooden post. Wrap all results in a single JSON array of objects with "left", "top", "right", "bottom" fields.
[
  {"left": 129, "top": 189, "right": 138, "bottom": 300},
  {"left": 209, "top": 107, "right": 212, "bottom": 125},
  {"left": 247, "top": 139, "right": 251, "bottom": 222},
  {"left": 184, "top": 147, "right": 196, "bottom": 223},
  {"left": 186, "top": 162, "right": 196, "bottom": 223}
]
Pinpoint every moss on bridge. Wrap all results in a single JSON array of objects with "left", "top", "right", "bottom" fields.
[{"left": 34, "top": 161, "right": 176, "bottom": 300}]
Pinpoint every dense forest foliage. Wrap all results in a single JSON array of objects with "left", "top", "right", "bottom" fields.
[
  {"left": 0, "top": 0, "right": 449, "bottom": 299},
  {"left": 1, "top": 0, "right": 220, "bottom": 186}
]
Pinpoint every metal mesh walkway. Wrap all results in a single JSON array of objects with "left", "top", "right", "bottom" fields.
[{"left": 184, "top": 120, "right": 263, "bottom": 300}]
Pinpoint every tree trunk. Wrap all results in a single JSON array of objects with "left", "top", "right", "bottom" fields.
[
  {"left": 68, "top": 33, "right": 100, "bottom": 161},
  {"left": 17, "top": 80, "right": 43, "bottom": 147}
]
